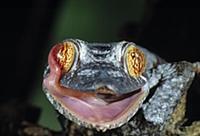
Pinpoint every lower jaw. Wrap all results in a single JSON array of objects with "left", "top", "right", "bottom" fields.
[{"left": 44, "top": 87, "right": 148, "bottom": 131}]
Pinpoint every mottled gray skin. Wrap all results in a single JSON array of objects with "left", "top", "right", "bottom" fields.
[
  {"left": 60, "top": 39, "right": 149, "bottom": 94},
  {"left": 43, "top": 39, "right": 200, "bottom": 135}
]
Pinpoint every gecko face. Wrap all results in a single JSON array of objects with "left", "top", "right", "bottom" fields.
[{"left": 43, "top": 39, "right": 149, "bottom": 131}]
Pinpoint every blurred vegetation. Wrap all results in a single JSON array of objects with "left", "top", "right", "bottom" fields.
[{"left": 31, "top": 0, "right": 146, "bottom": 131}]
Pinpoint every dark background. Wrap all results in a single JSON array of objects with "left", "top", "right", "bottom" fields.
[{"left": 0, "top": 0, "right": 200, "bottom": 131}]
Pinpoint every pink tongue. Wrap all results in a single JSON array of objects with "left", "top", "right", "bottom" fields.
[{"left": 59, "top": 92, "right": 140, "bottom": 122}]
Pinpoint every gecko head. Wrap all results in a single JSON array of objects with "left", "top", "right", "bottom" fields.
[{"left": 43, "top": 39, "right": 149, "bottom": 131}]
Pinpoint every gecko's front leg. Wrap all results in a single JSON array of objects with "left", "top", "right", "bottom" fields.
[
  {"left": 143, "top": 61, "right": 196, "bottom": 124},
  {"left": 143, "top": 61, "right": 200, "bottom": 134}
]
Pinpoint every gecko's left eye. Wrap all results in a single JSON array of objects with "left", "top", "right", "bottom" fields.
[{"left": 124, "top": 44, "right": 146, "bottom": 77}]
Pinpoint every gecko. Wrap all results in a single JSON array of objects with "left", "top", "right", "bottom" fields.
[{"left": 43, "top": 39, "right": 200, "bottom": 135}]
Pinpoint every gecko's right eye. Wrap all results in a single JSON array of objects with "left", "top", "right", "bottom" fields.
[
  {"left": 56, "top": 41, "right": 76, "bottom": 72},
  {"left": 124, "top": 44, "right": 146, "bottom": 78},
  {"left": 48, "top": 41, "right": 77, "bottom": 73}
]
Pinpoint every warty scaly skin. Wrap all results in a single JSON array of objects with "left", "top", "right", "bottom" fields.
[{"left": 43, "top": 39, "right": 200, "bottom": 135}]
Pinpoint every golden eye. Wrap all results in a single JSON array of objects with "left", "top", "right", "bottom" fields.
[
  {"left": 57, "top": 41, "right": 76, "bottom": 72},
  {"left": 125, "top": 45, "right": 146, "bottom": 77}
]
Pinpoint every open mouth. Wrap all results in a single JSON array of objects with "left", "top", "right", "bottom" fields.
[{"left": 44, "top": 85, "right": 148, "bottom": 131}]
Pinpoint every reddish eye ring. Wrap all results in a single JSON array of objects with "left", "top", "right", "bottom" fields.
[{"left": 48, "top": 41, "right": 76, "bottom": 74}]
